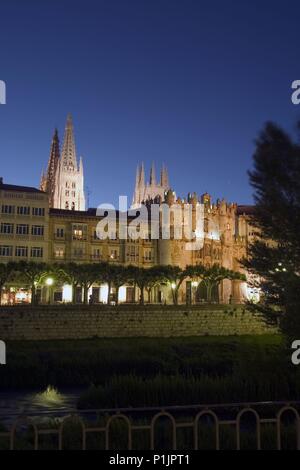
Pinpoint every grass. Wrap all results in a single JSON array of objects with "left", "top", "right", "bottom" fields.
[{"left": 0, "top": 334, "right": 291, "bottom": 390}]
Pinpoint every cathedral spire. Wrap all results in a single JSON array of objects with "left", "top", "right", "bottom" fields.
[
  {"left": 150, "top": 162, "right": 156, "bottom": 185},
  {"left": 160, "top": 164, "right": 169, "bottom": 188},
  {"left": 61, "top": 114, "right": 77, "bottom": 169},
  {"left": 48, "top": 128, "right": 60, "bottom": 176},
  {"left": 140, "top": 162, "right": 145, "bottom": 186},
  {"left": 135, "top": 164, "right": 140, "bottom": 191},
  {"left": 40, "top": 128, "right": 60, "bottom": 207}
]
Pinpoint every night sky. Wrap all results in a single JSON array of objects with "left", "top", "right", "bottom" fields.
[{"left": 1, "top": 0, "right": 300, "bottom": 208}]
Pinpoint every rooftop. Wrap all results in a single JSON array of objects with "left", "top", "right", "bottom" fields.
[{"left": 0, "top": 177, "right": 45, "bottom": 194}]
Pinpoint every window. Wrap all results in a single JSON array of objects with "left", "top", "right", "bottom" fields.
[
  {"left": 16, "top": 224, "right": 29, "bottom": 235},
  {"left": 15, "top": 246, "right": 28, "bottom": 257},
  {"left": 1, "top": 205, "right": 14, "bottom": 214},
  {"left": 71, "top": 202, "right": 75, "bottom": 210},
  {"left": 72, "top": 224, "right": 87, "bottom": 240},
  {"left": 55, "top": 227, "right": 64, "bottom": 238},
  {"left": 144, "top": 249, "right": 152, "bottom": 261},
  {"left": 54, "top": 246, "right": 65, "bottom": 258},
  {"left": 92, "top": 248, "right": 101, "bottom": 259},
  {"left": 0, "top": 245, "right": 13, "bottom": 257},
  {"left": 0, "top": 223, "right": 14, "bottom": 234},
  {"left": 126, "top": 245, "right": 138, "bottom": 262},
  {"left": 72, "top": 191, "right": 76, "bottom": 197},
  {"left": 32, "top": 225, "right": 44, "bottom": 236},
  {"left": 32, "top": 207, "right": 45, "bottom": 216},
  {"left": 31, "top": 247, "right": 43, "bottom": 258},
  {"left": 73, "top": 247, "right": 85, "bottom": 257},
  {"left": 17, "top": 206, "right": 30, "bottom": 215},
  {"left": 72, "top": 182, "right": 76, "bottom": 189},
  {"left": 65, "top": 190, "right": 69, "bottom": 197},
  {"left": 65, "top": 201, "right": 69, "bottom": 209},
  {"left": 110, "top": 248, "right": 119, "bottom": 260}
]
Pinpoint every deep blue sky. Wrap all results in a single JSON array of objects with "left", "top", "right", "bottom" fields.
[{"left": 1, "top": 0, "right": 300, "bottom": 208}]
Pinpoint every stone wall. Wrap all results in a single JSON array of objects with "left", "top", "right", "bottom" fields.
[{"left": 0, "top": 305, "right": 277, "bottom": 341}]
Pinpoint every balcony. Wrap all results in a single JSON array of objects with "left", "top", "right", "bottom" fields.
[
  {"left": 90, "top": 235, "right": 102, "bottom": 243},
  {"left": 54, "top": 233, "right": 65, "bottom": 240},
  {"left": 90, "top": 255, "right": 102, "bottom": 261},
  {"left": 72, "top": 236, "right": 87, "bottom": 241}
]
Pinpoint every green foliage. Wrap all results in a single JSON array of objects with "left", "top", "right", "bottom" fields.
[{"left": 0, "top": 260, "right": 244, "bottom": 306}]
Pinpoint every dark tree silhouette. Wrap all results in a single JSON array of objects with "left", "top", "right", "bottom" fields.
[{"left": 242, "top": 121, "right": 300, "bottom": 337}]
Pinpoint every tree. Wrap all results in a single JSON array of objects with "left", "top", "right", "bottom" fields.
[
  {"left": 103, "top": 264, "right": 129, "bottom": 305},
  {"left": 124, "top": 265, "right": 161, "bottom": 305},
  {"left": 201, "top": 264, "right": 245, "bottom": 302},
  {"left": 10, "top": 261, "right": 48, "bottom": 305},
  {"left": 144, "top": 266, "right": 163, "bottom": 303},
  {"left": 58, "top": 262, "right": 83, "bottom": 303},
  {"left": 0, "top": 262, "right": 14, "bottom": 304},
  {"left": 159, "top": 265, "right": 187, "bottom": 305},
  {"left": 78, "top": 264, "right": 99, "bottom": 304},
  {"left": 242, "top": 121, "right": 300, "bottom": 337}
]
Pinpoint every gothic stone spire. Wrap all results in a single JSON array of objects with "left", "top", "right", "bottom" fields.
[
  {"left": 160, "top": 164, "right": 169, "bottom": 188},
  {"left": 41, "top": 128, "right": 60, "bottom": 207},
  {"left": 150, "top": 161, "right": 156, "bottom": 186},
  {"left": 61, "top": 114, "right": 77, "bottom": 170}
]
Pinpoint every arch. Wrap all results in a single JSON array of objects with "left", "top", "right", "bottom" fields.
[
  {"left": 150, "top": 411, "right": 177, "bottom": 450},
  {"left": 10, "top": 416, "right": 38, "bottom": 450},
  {"left": 59, "top": 414, "right": 86, "bottom": 450},
  {"left": 195, "top": 281, "right": 219, "bottom": 303},
  {"left": 194, "top": 409, "right": 220, "bottom": 450},
  {"left": 236, "top": 408, "right": 261, "bottom": 450},
  {"left": 105, "top": 413, "right": 132, "bottom": 450},
  {"left": 276, "top": 405, "right": 300, "bottom": 450}
]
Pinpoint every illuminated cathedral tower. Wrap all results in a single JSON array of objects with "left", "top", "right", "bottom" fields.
[
  {"left": 41, "top": 115, "right": 85, "bottom": 211},
  {"left": 132, "top": 162, "right": 170, "bottom": 207}
]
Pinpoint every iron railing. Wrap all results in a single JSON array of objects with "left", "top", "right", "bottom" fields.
[{"left": 1, "top": 401, "right": 300, "bottom": 450}]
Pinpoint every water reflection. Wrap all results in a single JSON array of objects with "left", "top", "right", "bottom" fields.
[{"left": 0, "top": 386, "right": 81, "bottom": 426}]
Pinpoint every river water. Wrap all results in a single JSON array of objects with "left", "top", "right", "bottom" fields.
[{"left": 0, "top": 387, "right": 82, "bottom": 426}]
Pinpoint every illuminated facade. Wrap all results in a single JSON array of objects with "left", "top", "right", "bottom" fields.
[
  {"left": 0, "top": 175, "right": 256, "bottom": 304},
  {"left": 0, "top": 117, "right": 258, "bottom": 305}
]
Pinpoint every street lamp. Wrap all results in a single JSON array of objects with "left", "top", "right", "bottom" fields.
[
  {"left": 46, "top": 277, "right": 54, "bottom": 286},
  {"left": 191, "top": 281, "right": 199, "bottom": 304},
  {"left": 45, "top": 277, "right": 54, "bottom": 304}
]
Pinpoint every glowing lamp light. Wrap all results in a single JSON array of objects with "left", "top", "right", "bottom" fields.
[
  {"left": 100, "top": 284, "right": 109, "bottom": 303},
  {"left": 118, "top": 286, "right": 126, "bottom": 303},
  {"left": 62, "top": 284, "right": 72, "bottom": 302},
  {"left": 45, "top": 277, "right": 54, "bottom": 286},
  {"left": 192, "top": 281, "right": 198, "bottom": 287},
  {"left": 171, "top": 283, "right": 176, "bottom": 289}
]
